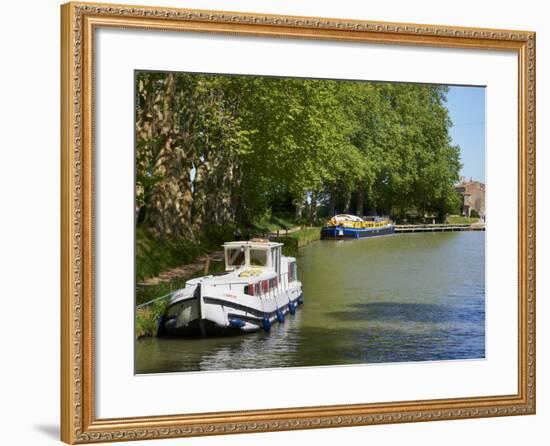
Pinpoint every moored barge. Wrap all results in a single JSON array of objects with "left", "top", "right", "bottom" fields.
[{"left": 321, "top": 214, "right": 395, "bottom": 239}]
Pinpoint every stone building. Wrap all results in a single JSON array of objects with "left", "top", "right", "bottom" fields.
[{"left": 455, "top": 178, "right": 485, "bottom": 218}]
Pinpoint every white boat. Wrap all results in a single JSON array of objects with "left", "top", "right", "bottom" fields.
[{"left": 159, "top": 239, "right": 303, "bottom": 337}]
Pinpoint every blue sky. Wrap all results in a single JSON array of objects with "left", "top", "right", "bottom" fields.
[{"left": 445, "top": 86, "right": 486, "bottom": 183}]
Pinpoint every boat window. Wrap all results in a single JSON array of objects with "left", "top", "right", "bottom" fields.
[
  {"left": 250, "top": 248, "right": 268, "bottom": 266},
  {"left": 166, "top": 302, "right": 182, "bottom": 318},
  {"left": 288, "top": 261, "right": 297, "bottom": 282},
  {"left": 166, "top": 301, "right": 193, "bottom": 318},
  {"left": 226, "top": 248, "right": 245, "bottom": 267}
]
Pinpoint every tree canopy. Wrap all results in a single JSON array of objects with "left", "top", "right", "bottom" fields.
[{"left": 135, "top": 71, "right": 462, "bottom": 239}]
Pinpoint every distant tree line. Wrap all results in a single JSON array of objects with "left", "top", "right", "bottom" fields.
[{"left": 135, "top": 71, "right": 461, "bottom": 239}]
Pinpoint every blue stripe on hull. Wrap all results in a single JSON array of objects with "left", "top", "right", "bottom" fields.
[{"left": 321, "top": 225, "right": 395, "bottom": 239}]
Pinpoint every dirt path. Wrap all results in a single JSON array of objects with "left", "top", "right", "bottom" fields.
[{"left": 137, "top": 250, "right": 225, "bottom": 287}]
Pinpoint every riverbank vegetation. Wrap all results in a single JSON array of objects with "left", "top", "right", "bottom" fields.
[
  {"left": 136, "top": 300, "right": 167, "bottom": 338},
  {"left": 135, "top": 71, "right": 462, "bottom": 282},
  {"left": 136, "top": 226, "right": 232, "bottom": 281},
  {"left": 275, "top": 228, "right": 322, "bottom": 257},
  {"left": 446, "top": 215, "right": 481, "bottom": 225}
]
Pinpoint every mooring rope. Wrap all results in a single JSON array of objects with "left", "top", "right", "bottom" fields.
[{"left": 136, "top": 291, "right": 173, "bottom": 309}]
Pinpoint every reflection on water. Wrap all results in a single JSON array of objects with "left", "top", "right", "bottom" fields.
[{"left": 136, "top": 232, "right": 485, "bottom": 373}]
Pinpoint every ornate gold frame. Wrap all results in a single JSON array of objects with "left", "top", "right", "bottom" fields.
[{"left": 60, "top": 2, "right": 536, "bottom": 444}]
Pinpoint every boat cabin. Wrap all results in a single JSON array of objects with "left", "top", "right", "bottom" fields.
[{"left": 223, "top": 239, "right": 284, "bottom": 274}]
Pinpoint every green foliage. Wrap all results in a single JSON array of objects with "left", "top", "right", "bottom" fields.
[
  {"left": 446, "top": 215, "right": 480, "bottom": 224},
  {"left": 136, "top": 227, "right": 201, "bottom": 281},
  {"left": 135, "top": 300, "right": 168, "bottom": 338},
  {"left": 136, "top": 226, "right": 233, "bottom": 281},
  {"left": 135, "top": 71, "right": 466, "bottom": 264},
  {"left": 470, "top": 209, "right": 480, "bottom": 219},
  {"left": 251, "top": 211, "right": 297, "bottom": 233},
  {"left": 270, "top": 215, "right": 295, "bottom": 231}
]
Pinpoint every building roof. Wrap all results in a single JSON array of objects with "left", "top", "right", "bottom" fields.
[{"left": 455, "top": 177, "right": 485, "bottom": 188}]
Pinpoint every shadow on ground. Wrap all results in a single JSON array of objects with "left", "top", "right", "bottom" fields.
[{"left": 34, "top": 424, "right": 59, "bottom": 440}]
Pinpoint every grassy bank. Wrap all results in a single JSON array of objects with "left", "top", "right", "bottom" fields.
[
  {"left": 275, "top": 227, "right": 321, "bottom": 257},
  {"left": 446, "top": 215, "right": 480, "bottom": 225},
  {"left": 136, "top": 300, "right": 168, "bottom": 338},
  {"left": 137, "top": 213, "right": 303, "bottom": 281},
  {"left": 251, "top": 213, "right": 297, "bottom": 234},
  {"left": 136, "top": 225, "right": 234, "bottom": 281}
]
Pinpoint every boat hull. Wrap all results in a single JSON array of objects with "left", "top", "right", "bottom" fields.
[
  {"left": 321, "top": 224, "right": 395, "bottom": 239},
  {"left": 160, "top": 283, "right": 303, "bottom": 337}
]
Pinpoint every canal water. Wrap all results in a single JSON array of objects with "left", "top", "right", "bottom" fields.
[{"left": 136, "top": 231, "right": 485, "bottom": 374}]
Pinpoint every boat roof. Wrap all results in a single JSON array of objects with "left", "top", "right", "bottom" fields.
[
  {"left": 332, "top": 214, "right": 364, "bottom": 222},
  {"left": 186, "top": 266, "right": 276, "bottom": 285},
  {"left": 223, "top": 239, "right": 283, "bottom": 249}
]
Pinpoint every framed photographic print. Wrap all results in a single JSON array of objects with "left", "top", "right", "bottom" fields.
[{"left": 60, "top": 1, "right": 536, "bottom": 443}]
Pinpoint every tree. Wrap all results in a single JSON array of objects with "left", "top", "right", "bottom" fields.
[
  {"left": 135, "top": 72, "right": 253, "bottom": 238},
  {"left": 135, "top": 71, "right": 463, "bottom": 239}
]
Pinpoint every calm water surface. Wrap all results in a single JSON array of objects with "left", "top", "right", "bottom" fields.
[{"left": 136, "top": 232, "right": 485, "bottom": 373}]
